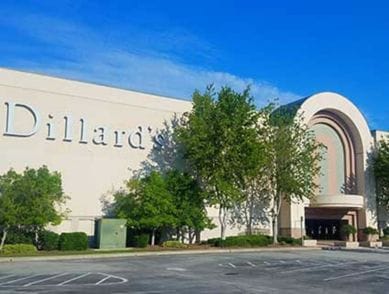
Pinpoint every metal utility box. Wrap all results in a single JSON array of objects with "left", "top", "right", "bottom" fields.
[{"left": 95, "top": 218, "right": 127, "bottom": 249}]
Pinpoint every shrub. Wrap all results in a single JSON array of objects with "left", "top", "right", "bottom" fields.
[
  {"left": 206, "top": 237, "right": 222, "bottom": 246},
  {"left": 363, "top": 227, "right": 379, "bottom": 235},
  {"left": 59, "top": 232, "right": 88, "bottom": 251},
  {"left": 277, "top": 236, "right": 301, "bottom": 245},
  {"left": 132, "top": 234, "right": 149, "bottom": 248},
  {"left": 383, "top": 227, "right": 389, "bottom": 236},
  {"left": 340, "top": 224, "right": 357, "bottom": 237},
  {"left": 162, "top": 240, "right": 188, "bottom": 248},
  {"left": 5, "top": 228, "right": 34, "bottom": 245},
  {"left": 207, "top": 235, "right": 271, "bottom": 247},
  {"left": 0, "top": 244, "right": 37, "bottom": 255},
  {"left": 38, "top": 230, "right": 59, "bottom": 251}
]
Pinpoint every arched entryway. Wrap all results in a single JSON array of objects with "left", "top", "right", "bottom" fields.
[
  {"left": 306, "top": 109, "right": 363, "bottom": 241},
  {"left": 278, "top": 92, "right": 376, "bottom": 241}
]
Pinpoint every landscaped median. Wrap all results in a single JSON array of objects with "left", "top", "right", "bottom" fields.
[{"left": 0, "top": 235, "right": 318, "bottom": 262}]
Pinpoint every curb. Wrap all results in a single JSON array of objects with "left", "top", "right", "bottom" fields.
[
  {"left": 323, "top": 246, "right": 389, "bottom": 253},
  {"left": 0, "top": 246, "right": 321, "bottom": 263}
]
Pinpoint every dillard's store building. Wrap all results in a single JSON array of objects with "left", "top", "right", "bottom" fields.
[{"left": 0, "top": 68, "right": 388, "bottom": 241}]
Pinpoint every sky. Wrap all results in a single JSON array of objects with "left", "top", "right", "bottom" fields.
[{"left": 0, "top": 0, "right": 388, "bottom": 130}]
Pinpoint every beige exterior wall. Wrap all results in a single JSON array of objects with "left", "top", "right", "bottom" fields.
[
  {"left": 0, "top": 68, "right": 191, "bottom": 236},
  {"left": 372, "top": 130, "right": 389, "bottom": 231}
]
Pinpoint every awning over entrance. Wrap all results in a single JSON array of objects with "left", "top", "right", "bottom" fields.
[{"left": 310, "top": 194, "right": 364, "bottom": 209}]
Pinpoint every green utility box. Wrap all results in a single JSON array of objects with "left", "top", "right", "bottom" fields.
[{"left": 95, "top": 218, "right": 127, "bottom": 249}]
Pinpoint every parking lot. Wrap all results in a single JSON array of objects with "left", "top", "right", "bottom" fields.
[{"left": 0, "top": 249, "right": 388, "bottom": 293}]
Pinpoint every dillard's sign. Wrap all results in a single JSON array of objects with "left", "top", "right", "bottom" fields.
[{"left": 3, "top": 101, "right": 165, "bottom": 149}]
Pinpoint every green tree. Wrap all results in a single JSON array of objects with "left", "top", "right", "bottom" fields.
[
  {"left": 113, "top": 170, "right": 213, "bottom": 245},
  {"left": 229, "top": 105, "right": 269, "bottom": 235},
  {"left": 261, "top": 105, "right": 322, "bottom": 244},
  {"left": 0, "top": 170, "right": 20, "bottom": 250},
  {"left": 113, "top": 171, "right": 177, "bottom": 245},
  {"left": 0, "top": 166, "right": 68, "bottom": 249},
  {"left": 374, "top": 137, "right": 389, "bottom": 212},
  {"left": 165, "top": 170, "right": 213, "bottom": 243},
  {"left": 176, "top": 86, "right": 259, "bottom": 240}
]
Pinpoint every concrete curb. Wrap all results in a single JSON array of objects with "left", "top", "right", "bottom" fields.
[
  {"left": 323, "top": 246, "right": 389, "bottom": 254},
  {"left": 0, "top": 246, "right": 321, "bottom": 263}
]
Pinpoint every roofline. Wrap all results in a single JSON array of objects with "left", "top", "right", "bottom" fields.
[{"left": 0, "top": 66, "right": 192, "bottom": 105}]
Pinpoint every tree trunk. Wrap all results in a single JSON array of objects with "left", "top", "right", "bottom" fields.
[
  {"left": 188, "top": 228, "right": 194, "bottom": 244},
  {"left": 272, "top": 195, "right": 282, "bottom": 244},
  {"left": 246, "top": 221, "right": 252, "bottom": 235},
  {"left": 218, "top": 206, "right": 227, "bottom": 240},
  {"left": 272, "top": 214, "right": 278, "bottom": 244},
  {"left": 34, "top": 230, "right": 39, "bottom": 248},
  {"left": 151, "top": 229, "right": 156, "bottom": 246},
  {"left": 195, "top": 229, "right": 201, "bottom": 244},
  {"left": 0, "top": 228, "right": 8, "bottom": 250},
  {"left": 247, "top": 195, "right": 254, "bottom": 235}
]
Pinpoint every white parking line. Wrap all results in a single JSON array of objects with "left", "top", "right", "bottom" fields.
[
  {"left": 0, "top": 274, "right": 40, "bottom": 286},
  {"left": 324, "top": 266, "right": 389, "bottom": 281},
  {"left": 23, "top": 273, "right": 69, "bottom": 287},
  {"left": 57, "top": 272, "right": 91, "bottom": 286},
  {"left": 247, "top": 261, "right": 256, "bottom": 267},
  {"left": 264, "top": 261, "right": 271, "bottom": 265},
  {"left": 96, "top": 273, "right": 128, "bottom": 285},
  {"left": 228, "top": 263, "right": 236, "bottom": 268},
  {"left": 281, "top": 261, "right": 362, "bottom": 274},
  {"left": 166, "top": 267, "right": 187, "bottom": 272},
  {"left": 0, "top": 275, "right": 16, "bottom": 281},
  {"left": 95, "top": 275, "right": 111, "bottom": 285}
]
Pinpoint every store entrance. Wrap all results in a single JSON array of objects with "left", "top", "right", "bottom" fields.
[{"left": 305, "top": 219, "right": 346, "bottom": 240}]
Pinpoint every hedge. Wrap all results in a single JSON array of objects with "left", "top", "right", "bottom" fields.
[
  {"left": 208, "top": 235, "right": 271, "bottom": 247},
  {"left": 162, "top": 240, "right": 188, "bottom": 248},
  {"left": 132, "top": 234, "right": 149, "bottom": 248},
  {"left": 277, "top": 236, "right": 301, "bottom": 245},
  {"left": 39, "top": 230, "right": 60, "bottom": 251},
  {"left": 207, "top": 235, "right": 303, "bottom": 247},
  {"left": 4, "top": 228, "right": 34, "bottom": 245},
  {"left": 383, "top": 227, "right": 389, "bottom": 236},
  {"left": 0, "top": 244, "right": 37, "bottom": 255},
  {"left": 59, "top": 232, "right": 88, "bottom": 251}
]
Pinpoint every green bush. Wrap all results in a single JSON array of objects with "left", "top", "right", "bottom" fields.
[
  {"left": 363, "top": 227, "right": 379, "bottom": 235},
  {"left": 208, "top": 235, "right": 271, "bottom": 247},
  {"left": 0, "top": 244, "right": 37, "bottom": 255},
  {"left": 206, "top": 237, "right": 222, "bottom": 246},
  {"left": 277, "top": 236, "right": 301, "bottom": 245},
  {"left": 383, "top": 227, "right": 389, "bottom": 236},
  {"left": 162, "top": 240, "right": 188, "bottom": 248},
  {"left": 340, "top": 224, "right": 357, "bottom": 237},
  {"left": 4, "top": 228, "right": 34, "bottom": 245},
  {"left": 59, "top": 232, "right": 88, "bottom": 251},
  {"left": 38, "top": 230, "right": 59, "bottom": 251},
  {"left": 133, "top": 234, "right": 149, "bottom": 248}
]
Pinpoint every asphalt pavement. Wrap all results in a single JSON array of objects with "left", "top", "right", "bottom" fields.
[{"left": 0, "top": 249, "right": 388, "bottom": 293}]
